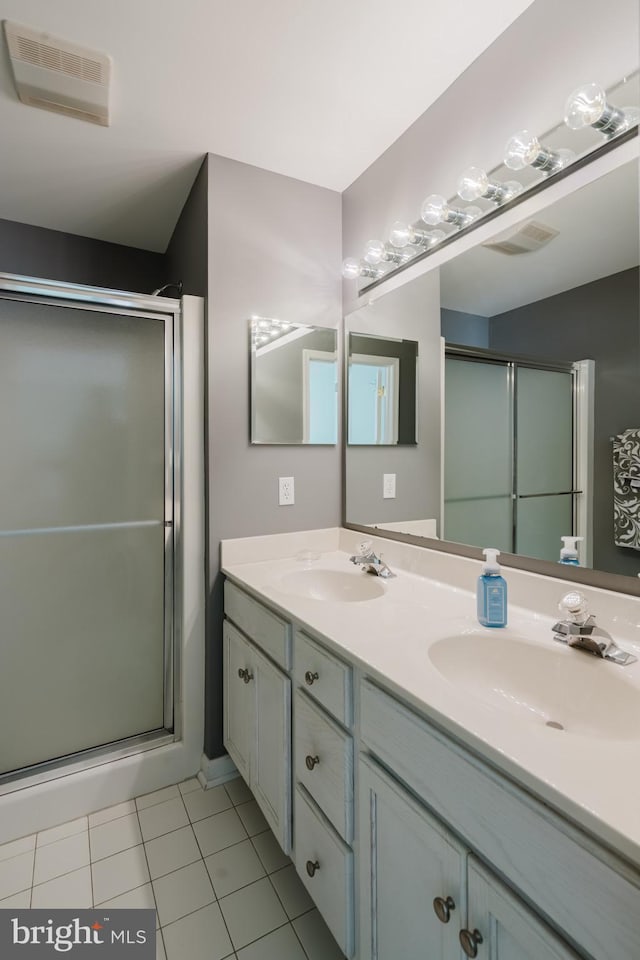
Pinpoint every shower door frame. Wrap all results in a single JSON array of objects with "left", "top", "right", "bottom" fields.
[{"left": 0, "top": 272, "right": 182, "bottom": 792}]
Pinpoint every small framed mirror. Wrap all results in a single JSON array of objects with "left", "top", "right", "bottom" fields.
[
  {"left": 347, "top": 333, "right": 418, "bottom": 445},
  {"left": 250, "top": 318, "right": 338, "bottom": 444}
]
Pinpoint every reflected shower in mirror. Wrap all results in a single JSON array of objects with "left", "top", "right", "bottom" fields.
[
  {"left": 250, "top": 318, "right": 338, "bottom": 444},
  {"left": 344, "top": 154, "right": 640, "bottom": 580},
  {"left": 347, "top": 333, "right": 418, "bottom": 445}
]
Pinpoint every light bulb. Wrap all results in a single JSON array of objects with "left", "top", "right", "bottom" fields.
[
  {"left": 565, "top": 82, "right": 639, "bottom": 136},
  {"left": 457, "top": 166, "right": 522, "bottom": 204},
  {"left": 341, "top": 257, "right": 383, "bottom": 281},
  {"left": 389, "top": 221, "right": 413, "bottom": 248},
  {"left": 504, "top": 130, "right": 574, "bottom": 174},
  {"left": 364, "top": 240, "right": 386, "bottom": 264},
  {"left": 420, "top": 194, "right": 448, "bottom": 226}
]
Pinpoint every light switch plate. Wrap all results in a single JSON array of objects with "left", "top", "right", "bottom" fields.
[
  {"left": 383, "top": 473, "right": 396, "bottom": 499},
  {"left": 279, "top": 476, "right": 295, "bottom": 505}
]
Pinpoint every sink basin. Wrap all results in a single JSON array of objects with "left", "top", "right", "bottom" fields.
[
  {"left": 428, "top": 633, "right": 640, "bottom": 739},
  {"left": 276, "top": 568, "right": 385, "bottom": 603}
]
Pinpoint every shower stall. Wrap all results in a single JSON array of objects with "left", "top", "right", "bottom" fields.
[{"left": 0, "top": 274, "right": 204, "bottom": 823}]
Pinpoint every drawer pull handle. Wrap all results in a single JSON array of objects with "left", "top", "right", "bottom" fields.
[
  {"left": 305, "top": 754, "right": 320, "bottom": 771},
  {"left": 237, "top": 668, "right": 253, "bottom": 684},
  {"left": 304, "top": 670, "right": 319, "bottom": 686},
  {"left": 459, "top": 929, "right": 483, "bottom": 958},
  {"left": 305, "top": 859, "right": 320, "bottom": 878},
  {"left": 432, "top": 895, "right": 455, "bottom": 924}
]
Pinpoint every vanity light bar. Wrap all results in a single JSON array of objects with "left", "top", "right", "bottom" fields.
[
  {"left": 341, "top": 76, "right": 639, "bottom": 284},
  {"left": 250, "top": 315, "right": 292, "bottom": 346}
]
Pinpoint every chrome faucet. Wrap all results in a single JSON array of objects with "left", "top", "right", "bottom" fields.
[
  {"left": 349, "top": 541, "right": 396, "bottom": 578},
  {"left": 552, "top": 592, "right": 637, "bottom": 666}
]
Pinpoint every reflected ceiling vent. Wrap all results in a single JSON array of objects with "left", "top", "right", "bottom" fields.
[
  {"left": 3, "top": 21, "right": 111, "bottom": 126},
  {"left": 481, "top": 220, "right": 559, "bottom": 255}
]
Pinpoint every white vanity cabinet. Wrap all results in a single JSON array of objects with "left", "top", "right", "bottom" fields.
[{"left": 223, "top": 582, "right": 292, "bottom": 853}]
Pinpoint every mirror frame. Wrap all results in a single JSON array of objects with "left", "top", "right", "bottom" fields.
[{"left": 342, "top": 130, "right": 640, "bottom": 597}]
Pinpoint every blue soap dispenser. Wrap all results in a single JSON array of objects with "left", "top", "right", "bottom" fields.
[{"left": 477, "top": 548, "right": 507, "bottom": 628}]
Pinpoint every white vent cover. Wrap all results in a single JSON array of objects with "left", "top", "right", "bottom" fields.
[
  {"left": 3, "top": 21, "right": 111, "bottom": 126},
  {"left": 482, "top": 220, "right": 559, "bottom": 255}
]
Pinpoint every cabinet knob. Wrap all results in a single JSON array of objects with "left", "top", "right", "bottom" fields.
[
  {"left": 432, "top": 895, "right": 455, "bottom": 924},
  {"left": 305, "top": 754, "right": 320, "bottom": 771},
  {"left": 459, "top": 928, "right": 483, "bottom": 958},
  {"left": 304, "top": 670, "right": 319, "bottom": 686},
  {"left": 305, "top": 859, "right": 320, "bottom": 878},
  {"left": 237, "top": 668, "right": 253, "bottom": 684}
]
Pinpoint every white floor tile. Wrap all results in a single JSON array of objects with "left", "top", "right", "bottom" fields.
[
  {"left": 89, "top": 800, "right": 137, "bottom": 827},
  {"left": 183, "top": 785, "right": 232, "bottom": 823},
  {"left": 292, "top": 908, "right": 345, "bottom": 960},
  {"left": 162, "top": 902, "right": 234, "bottom": 960},
  {"left": 205, "top": 839, "right": 265, "bottom": 899},
  {"left": 144, "top": 825, "right": 201, "bottom": 880},
  {"left": 156, "top": 931, "right": 167, "bottom": 960},
  {"left": 0, "top": 835, "right": 35, "bottom": 863},
  {"left": 153, "top": 860, "right": 215, "bottom": 926},
  {"left": 193, "top": 809, "right": 247, "bottom": 858},
  {"left": 0, "top": 889, "right": 31, "bottom": 908},
  {"left": 92, "top": 845, "right": 150, "bottom": 904},
  {"left": 219, "top": 877, "right": 288, "bottom": 951},
  {"left": 90, "top": 813, "right": 142, "bottom": 861},
  {"left": 235, "top": 801, "right": 269, "bottom": 838},
  {"left": 33, "top": 832, "right": 90, "bottom": 886},
  {"left": 251, "top": 831, "right": 291, "bottom": 875},
  {"left": 37, "top": 817, "right": 87, "bottom": 848},
  {"left": 224, "top": 777, "right": 252, "bottom": 807},
  {"left": 237, "top": 923, "right": 307, "bottom": 960},
  {"left": 0, "top": 851, "right": 33, "bottom": 900},
  {"left": 269, "top": 865, "right": 314, "bottom": 920},
  {"left": 31, "top": 866, "right": 92, "bottom": 908},
  {"left": 138, "top": 798, "right": 189, "bottom": 842},
  {"left": 136, "top": 785, "right": 181, "bottom": 811},
  {"left": 178, "top": 778, "right": 201, "bottom": 796},
  {"left": 98, "top": 880, "right": 157, "bottom": 920}
]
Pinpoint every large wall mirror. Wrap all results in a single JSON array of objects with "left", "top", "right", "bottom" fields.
[
  {"left": 251, "top": 318, "right": 338, "bottom": 444},
  {"left": 344, "top": 147, "right": 640, "bottom": 587}
]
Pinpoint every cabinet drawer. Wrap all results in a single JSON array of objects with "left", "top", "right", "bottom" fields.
[
  {"left": 224, "top": 580, "right": 291, "bottom": 669},
  {"left": 294, "top": 630, "right": 352, "bottom": 725},
  {"left": 294, "top": 784, "right": 354, "bottom": 958},
  {"left": 361, "top": 679, "right": 640, "bottom": 960},
  {"left": 295, "top": 690, "right": 353, "bottom": 842}
]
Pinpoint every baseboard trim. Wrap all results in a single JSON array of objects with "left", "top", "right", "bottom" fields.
[{"left": 198, "top": 752, "right": 239, "bottom": 789}]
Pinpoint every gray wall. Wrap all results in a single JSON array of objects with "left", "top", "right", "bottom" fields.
[
  {"left": 490, "top": 268, "right": 640, "bottom": 578},
  {"left": 254, "top": 327, "right": 337, "bottom": 443},
  {"left": 341, "top": 0, "right": 639, "bottom": 315},
  {"left": 0, "top": 218, "right": 165, "bottom": 293},
  {"left": 441, "top": 308, "right": 489, "bottom": 348},
  {"left": 345, "top": 269, "right": 441, "bottom": 529},
  {"left": 206, "top": 154, "right": 342, "bottom": 757},
  {"left": 164, "top": 158, "right": 209, "bottom": 298}
]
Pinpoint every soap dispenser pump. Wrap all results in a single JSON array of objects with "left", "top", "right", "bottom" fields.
[
  {"left": 477, "top": 548, "right": 507, "bottom": 628},
  {"left": 559, "top": 536, "right": 583, "bottom": 566}
]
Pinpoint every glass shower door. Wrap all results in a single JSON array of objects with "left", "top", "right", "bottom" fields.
[{"left": 0, "top": 297, "right": 171, "bottom": 778}]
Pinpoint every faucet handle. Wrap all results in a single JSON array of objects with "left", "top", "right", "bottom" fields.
[
  {"left": 358, "top": 539, "right": 373, "bottom": 555},
  {"left": 558, "top": 591, "right": 589, "bottom": 623}
]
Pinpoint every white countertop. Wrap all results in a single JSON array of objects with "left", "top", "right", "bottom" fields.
[{"left": 221, "top": 528, "right": 640, "bottom": 868}]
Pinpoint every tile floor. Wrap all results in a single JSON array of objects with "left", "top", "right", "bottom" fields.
[{"left": 0, "top": 776, "right": 345, "bottom": 960}]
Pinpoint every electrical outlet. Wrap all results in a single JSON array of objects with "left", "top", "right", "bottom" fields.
[
  {"left": 279, "top": 476, "right": 295, "bottom": 506},
  {"left": 383, "top": 473, "right": 396, "bottom": 499}
]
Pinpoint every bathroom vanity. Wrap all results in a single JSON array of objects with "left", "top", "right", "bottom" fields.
[{"left": 221, "top": 529, "right": 640, "bottom": 960}]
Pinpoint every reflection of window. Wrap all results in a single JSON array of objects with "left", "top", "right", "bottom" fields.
[
  {"left": 302, "top": 350, "right": 338, "bottom": 444},
  {"left": 348, "top": 355, "right": 399, "bottom": 444}
]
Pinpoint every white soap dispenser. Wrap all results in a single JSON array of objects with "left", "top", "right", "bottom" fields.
[
  {"left": 559, "top": 536, "right": 583, "bottom": 566},
  {"left": 477, "top": 548, "right": 507, "bottom": 628}
]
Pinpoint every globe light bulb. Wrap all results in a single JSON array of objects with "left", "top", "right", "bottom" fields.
[
  {"left": 504, "top": 130, "right": 540, "bottom": 170},
  {"left": 389, "top": 221, "right": 413, "bottom": 248},
  {"left": 565, "top": 82, "right": 639, "bottom": 136},
  {"left": 457, "top": 167, "right": 490, "bottom": 201},
  {"left": 341, "top": 258, "right": 361, "bottom": 280},
  {"left": 420, "top": 194, "right": 448, "bottom": 226},
  {"left": 364, "top": 240, "right": 386, "bottom": 264}
]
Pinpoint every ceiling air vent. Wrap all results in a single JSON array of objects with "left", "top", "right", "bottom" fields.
[
  {"left": 3, "top": 21, "right": 111, "bottom": 126},
  {"left": 482, "top": 220, "right": 559, "bottom": 255}
]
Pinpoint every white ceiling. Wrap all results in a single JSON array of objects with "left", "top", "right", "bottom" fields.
[
  {"left": 439, "top": 159, "right": 640, "bottom": 317},
  {"left": 0, "top": 0, "right": 534, "bottom": 251}
]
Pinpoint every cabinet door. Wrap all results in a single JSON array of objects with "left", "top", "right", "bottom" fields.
[
  {"left": 466, "top": 858, "right": 581, "bottom": 960},
  {"left": 252, "top": 645, "right": 292, "bottom": 853},
  {"left": 359, "top": 756, "right": 465, "bottom": 960},
  {"left": 223, "top": 621, "right": 254, "bottom": 784}
]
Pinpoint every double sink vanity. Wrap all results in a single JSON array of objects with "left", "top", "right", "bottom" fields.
[{"left": 221, "top": 527, "right": 640, "bottom": 960}]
